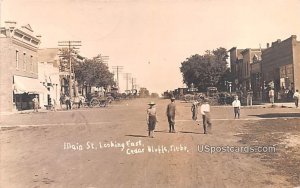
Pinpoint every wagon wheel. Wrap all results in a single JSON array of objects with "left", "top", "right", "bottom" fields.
[
  {"left": 90, "top": 98, "right": 99, "bottom": 107},
  {"left": 99, "top": 99, "right": 107, "bottom": 107}
]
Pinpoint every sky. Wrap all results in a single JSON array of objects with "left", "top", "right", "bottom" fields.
[{"left": 1, "top": 0, "right": 300, "bottom": 94}]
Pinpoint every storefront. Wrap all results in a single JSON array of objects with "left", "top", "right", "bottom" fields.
[{"left": 13, "top": 75, "right": 48, "bottom": 111}]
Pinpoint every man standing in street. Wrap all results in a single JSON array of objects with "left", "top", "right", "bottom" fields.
[
  {"left": 293, "top": 89, "right": 300, "bottom": 108},
  {"left": 65, "top": 95, "right": 72, "bottom": 110},
  {"left": 200, "top": 98, "right": 212, "bottom": 134},
  {"left": 32, "top": 95, "right": 39, "bottom": 112},
  {"left": 146, "top": 101, "right": 158, "bottom": 138},
  {"left": 191, "top": 100, "right": 199, "bottom": 121},
  {"left": 269, "top": 88, "right": 275, "bottom": 105},
  {"left": 166, "top": 97, "right": 176, "bottom": 133},
  {"left": 232, "top": 95, "right": 241, "bottom": 119}
]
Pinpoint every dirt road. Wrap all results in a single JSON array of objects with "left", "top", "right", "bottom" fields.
[{"left": 1, "top": 98, "right": 299, "bottom": 188}]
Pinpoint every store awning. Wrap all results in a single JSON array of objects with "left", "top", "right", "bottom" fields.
[{"left": 13, "top": 75, "right": 48, "bottom": 94}]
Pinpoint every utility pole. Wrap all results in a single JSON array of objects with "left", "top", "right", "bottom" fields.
[
  {"left": 94, "top": 54, "right": 109, "bottom": 66},
  {"left": 131, "top": 77, "right": 136, "bottom": 92},
  {"left": 112, "top": 66, "right": 123, "bottom": 92},
  {"left": 0, "top": 0, "right": 3, "bottom": 28},
  {"left": 123, "top": 73, "right": 131, "bottom": 92},
  {"left": 58, "top": 41, "right": 81, "bottom": 98}
]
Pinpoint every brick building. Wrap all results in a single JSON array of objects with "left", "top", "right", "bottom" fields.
[
  {"left": 261, "top": 35, "right": 300, "bottom": 102},
  {"left": 0, "top": 21, "right": 46, "bottom": 113},
  {"left": 229, "top": 47, "right": 263, "bottom": 95}
]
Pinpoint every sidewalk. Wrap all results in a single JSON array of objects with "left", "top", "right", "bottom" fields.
[
  {"left": 0, "top": 108, "right": 50, "bottom": 116},
  {"left": 242, "top": 102, "right": 297, "bottom": 109},
  {"left": 0, "top": 106, "right": 92, "bottom": 116},
  {"left": 212, "top": 102, "right": 298, "bottom": 109}
]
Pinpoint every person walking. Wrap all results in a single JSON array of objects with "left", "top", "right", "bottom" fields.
[
  {"left": 52, "top": 98, "right": 57, "bottom": 112},
  {"left": 166, "top": 97, "right": 176, "bottom": 133},
  {"left": 293, "top": 89, "right": 300, "bottom": 108},
  {"left": 59, "top": 94, "right": 65, "bottom": 109},
  {"left": 32, "top": 95, "right": 39, "bottom": 112},
  {"left": 232, "top": 95, "right": 241, "bottom": 119},
  {"left": 191, "top": 100, "right": 199, "bottom": 120},
  {"left": 269, "top": 88, "right": 275, "bottom": 104},
  {"left": 146, "top": 101, "right": 158, "bottom": 138},
  {"left": 78, "top": 95, "right": 85, "bottom": 108},
  {"left": 65, "top": 95, "right": 72, "bottom": 110},
  {"left": 200, "top": 98, "right": 212, "bottom": 134}
]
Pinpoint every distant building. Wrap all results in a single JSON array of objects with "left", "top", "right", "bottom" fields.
[
  {"left": 37, "top": 48, "right": 61, "bottom": 108},
  {"left": 0, "top": 21, "right": 46, "bottom": 113},
  {"left": 229, "top": 47, "right": 263, "bottom": 96},
  {"left": 261, "top": 35, "right": 300, "bottom": 102},
  {"left": 229, "top": 47, "right": 244, "bottom": 78}
]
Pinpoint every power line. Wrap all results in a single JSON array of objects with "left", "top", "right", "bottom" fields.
[
  {"left": 123, "top": 73, "right": 131, "bottom": 91},
  {"left": 131, "top": 77, "right": 136, "bottom": 91},
  {"left": 112, "top": 66, "right": 123, "bottom": 91},
  {"left": 58, "top": 40, "right": 81, "bottom": 98},
  {"left": 94, "top": 54, "right": 109, "bottom": 66}
]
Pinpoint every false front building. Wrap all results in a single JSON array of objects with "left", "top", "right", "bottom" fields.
[{"left": 0, "top": 21, "right": 47, "bottom": 113}]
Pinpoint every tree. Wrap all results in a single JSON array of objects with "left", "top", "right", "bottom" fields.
[
  {"left": 180, "top": 47, "right": 229, "bottom": 91},
  {"left": 150, "top": 93, "right": 159, "bottom": 98},
  {"left": 74, "top": 58, "right": 115, "bottom": 90},
  {"left": 139, "top": 87, "right": 150, "bottom": 98}
]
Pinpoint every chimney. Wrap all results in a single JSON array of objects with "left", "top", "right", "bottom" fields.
[
  {"left": 277, "top": 39, "right": 281, "bottom": 43},
  {"left": 266, "top": 43, "right": 270, "bottom": 48}
]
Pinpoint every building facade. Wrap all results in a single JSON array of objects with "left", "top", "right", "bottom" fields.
[
  {"left": 0, "top": 21, "right": 46, "bottom": 113},
  {"left": 229, "top": 47, "right": 263, "bottom": 93},
  {"left": 37, "top": 48, "right": 61, "bottom": 108},
  {"left": 261, "top": 35, "right": 300, "bottom": 102}
]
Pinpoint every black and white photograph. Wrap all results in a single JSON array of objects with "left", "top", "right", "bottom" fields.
[{"left": 1, "top": 0, "right": 300, "bottom": 187}]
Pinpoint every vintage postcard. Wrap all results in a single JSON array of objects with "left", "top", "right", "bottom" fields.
[{"left": 1, "top": 0, "right": 300, "bottom": 187}]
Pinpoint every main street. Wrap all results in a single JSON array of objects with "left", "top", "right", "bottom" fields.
[{"left": 1, "top": 98, "right": 300, "bottom": 188}]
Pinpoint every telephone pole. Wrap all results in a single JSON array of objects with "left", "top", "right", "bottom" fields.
[
  {"left": 94, "top": 54, "right": 109, "bottom": 66},
  {"left": 123, "top": 73, "right": 131, "bottom": 92},
  {"left": 112, "top": 66, "right": 123, "bottom": 92},
  {"left": 131, "top": 77, "right": 136, "bottom": 92},
  {"left": 58, "top": 41, "right": 81, "bottom": 98}
]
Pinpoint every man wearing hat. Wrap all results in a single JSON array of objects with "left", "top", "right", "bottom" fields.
[
  {"left": 200, "top": 98, "right": 212, "bottom": 134},
  {"left": 147, "top": 101, "right": 157, "bottom": 138},
  {"left": 166, "top": 97, "right": 176, "bottom": 133}
]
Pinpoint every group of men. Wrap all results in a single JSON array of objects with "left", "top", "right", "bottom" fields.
[
  {"left": 269, "top": 88, "right": 300, "bottom": 108},
  {"left": 166, "top": 97, "right": 213, "bottom": 134},
  {"left": 146, "top": 95, "right": 243, "bottom": 138}
]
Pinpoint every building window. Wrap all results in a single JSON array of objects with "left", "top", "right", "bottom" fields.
[
  {"left": 16, "top": 50, "right": 19, "bottom": 69},
  {"left": 31, "top": 40, "right": 38, "bottom": 45},
  {"left": 23, "top": 36, "right": 31, "bottom": 42},
  {"left": 286, "top": 64, "right": 293, "bottom": 74}
]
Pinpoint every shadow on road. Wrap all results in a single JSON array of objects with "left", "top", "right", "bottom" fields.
[
  {"left": 155, "top": 130, "right": 169, "bottom": 133},
  {"left": 249, "top": 113, "right": 300, "bottom": 118},
  {"left": 179, "top": 131, "right": 203, "bottom": 135},
  {"left": 0, "top": 126, "right": 20, "bottom": 131},
  {"left": 125, "top": 134, "right": 148, "bottom": 138},
  {"left": 154, "top": 130, "right": 203, "bottom": 134}
]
